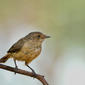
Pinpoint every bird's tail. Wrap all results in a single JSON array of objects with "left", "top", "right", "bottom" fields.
[{"left": 0, "top": 54, "right": 10, "bottom": 63}]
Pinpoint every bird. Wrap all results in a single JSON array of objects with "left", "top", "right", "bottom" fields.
[{"left": 0, "top": 32, "right": 50, "bottom": 75}]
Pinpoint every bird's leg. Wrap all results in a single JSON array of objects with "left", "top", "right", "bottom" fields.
[
  {"left": 25, "top": 63, "right": 36, "bottom": 77},
  {"left": 13, "top": 59, "right": 18, "bottom": 74}
]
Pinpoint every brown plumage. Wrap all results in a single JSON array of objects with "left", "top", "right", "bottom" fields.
[{"left": 0, "top": 32, "right": 50, "bottom": 74}]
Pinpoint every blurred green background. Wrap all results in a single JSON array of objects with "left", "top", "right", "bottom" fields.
[{"left": 0, "top": 0, "right": 85, "bottom": 85}]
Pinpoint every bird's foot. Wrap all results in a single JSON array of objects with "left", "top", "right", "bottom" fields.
[
  {"left": 31, "top": 69, "right": 37, "bottom": 78},
  {"left": 14, "top": 66, "right": 18, "bottom": 74},
  {"left": 26, "top": 65, "right": 37, "bottom": 78}
]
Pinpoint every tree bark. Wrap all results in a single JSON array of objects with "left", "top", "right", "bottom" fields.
[{"left": 0, "top": 64, "right": 49, "bottom": 85}]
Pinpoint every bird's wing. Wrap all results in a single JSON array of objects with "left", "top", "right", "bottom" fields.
[{"left": 7, "top": 38, "right": 24, "bottom": 53}]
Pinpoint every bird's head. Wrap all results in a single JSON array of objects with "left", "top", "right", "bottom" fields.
[{"left": 25, "top": 32, "right": 50, "bottom": 43}]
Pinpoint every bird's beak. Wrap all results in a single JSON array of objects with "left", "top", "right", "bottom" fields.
[{"left": 45, "top": 35, "right": 51, "bottom": 38}]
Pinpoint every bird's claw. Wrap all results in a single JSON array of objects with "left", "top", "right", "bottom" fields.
[{"left": 14, "top": 67, "right": 18, "bottom": 74}]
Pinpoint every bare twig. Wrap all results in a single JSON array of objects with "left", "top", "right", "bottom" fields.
[{"left": 0, "top": 64, "right": 49, "bottom": 85}]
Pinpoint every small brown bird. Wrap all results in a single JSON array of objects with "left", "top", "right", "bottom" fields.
[{"left": 0, "top": 32, "right": 50, "bottom": 74}]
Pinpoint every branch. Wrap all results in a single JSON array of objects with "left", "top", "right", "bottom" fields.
[{"left": 0, "top": 64, "right": 49, "bottom": 85}]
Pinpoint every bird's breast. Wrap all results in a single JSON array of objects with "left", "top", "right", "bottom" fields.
[{"left": 12, "top": 45, "right": 41, "bottom": 63}]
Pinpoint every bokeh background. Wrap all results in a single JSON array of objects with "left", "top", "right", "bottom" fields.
[{"left": 0, "top": 0, "right": 85, "bottom": 85}]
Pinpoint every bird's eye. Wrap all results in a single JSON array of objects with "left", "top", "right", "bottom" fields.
[{"left": 37, "top": 35, "right": 41, "bottom": 38}]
